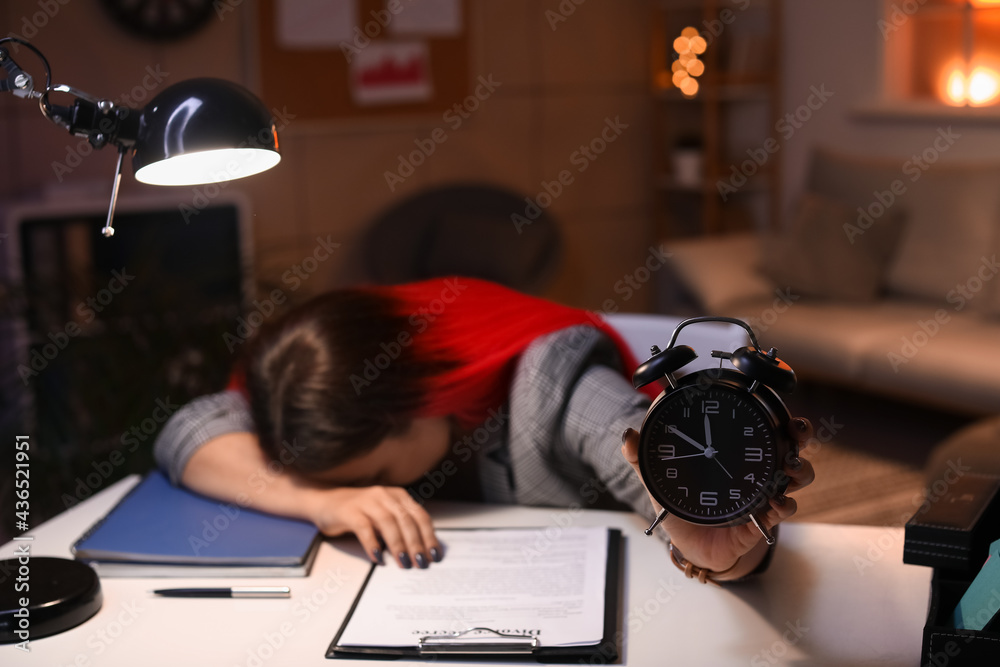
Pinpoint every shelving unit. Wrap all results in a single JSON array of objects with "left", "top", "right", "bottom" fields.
[{"left": 649, "top": 0, "right": 782, "bottom": 237}]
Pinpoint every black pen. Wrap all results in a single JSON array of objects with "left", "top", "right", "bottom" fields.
[{"left": 151, "top": 586, "right": 290, "bottom": 598}]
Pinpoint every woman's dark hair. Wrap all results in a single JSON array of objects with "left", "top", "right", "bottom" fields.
[{"left": 242, "top": 289, "right": 453, "bottom": 473}]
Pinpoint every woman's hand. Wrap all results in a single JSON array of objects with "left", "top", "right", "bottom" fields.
[
  {"left": 305, "top": 485, "right": 442, "bottom": 569},
  {"left": 621, "top": 417, "right": 816, "bottom": 580}
]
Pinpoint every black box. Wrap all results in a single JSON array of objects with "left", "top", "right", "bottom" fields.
[
  {"left": 904, "top": 474, "right": 1000, "bottom": 664},
  {"left": 920, "top": 571, "right": 1000, "bottom": 666},
  {"left": 904, "top": 474, "right": 1000, "bottom": 574}
]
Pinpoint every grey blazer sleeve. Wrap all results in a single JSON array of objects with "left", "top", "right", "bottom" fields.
[
  {"left": 152, "top": 390, "right": 256, "bottom": 485},
  {"left": 507, "top": 325, "right": 655, "bottom": 520},
  {"left": 560, "top": 362, "right": 655, "bottom": 518}
]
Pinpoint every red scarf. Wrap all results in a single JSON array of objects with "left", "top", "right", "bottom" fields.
[
  {"left": 230, "top": 277, "right": 658, "bottom": 429},
  {"left": 369, "top": 277, "right": 658, "bottom": 428}
]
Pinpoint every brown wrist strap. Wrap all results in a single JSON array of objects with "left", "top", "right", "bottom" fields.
[{"left": 668, "top": 542, "right": 740, "bottom": 587}]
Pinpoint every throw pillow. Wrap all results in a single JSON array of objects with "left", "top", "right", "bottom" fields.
[
  {"left": 807, "top": 147, "right": 1000, "bottom": 310},
  {"left": 759, "top": 192, "right": 907, "bottom": 301},
  {"left": 665, "top": 232, "right": 776, "bottom": 313}
]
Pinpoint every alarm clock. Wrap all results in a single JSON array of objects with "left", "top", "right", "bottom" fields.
[{"left": 632, "top": 316, "right": 797, "bottom": 545}]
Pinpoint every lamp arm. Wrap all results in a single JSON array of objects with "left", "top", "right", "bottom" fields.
[{"left": 1, "top": 38, "right": 138, "bottom": 148}]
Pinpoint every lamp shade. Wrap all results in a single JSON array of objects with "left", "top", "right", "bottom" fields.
[{"left": 132, "top": 78, "right": 280, "bottom": 186}]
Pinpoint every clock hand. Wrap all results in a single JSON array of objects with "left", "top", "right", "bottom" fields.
[
  {"left": 698, "top": 414, "right": 733, "bottom": 477},
  {"left": 660, "top": 452, "right": 708, "bottom": 461},
  {"left": 666, "top": 426, "right": 706, "bottom": 452},
  {"left": 712, "top": 456, "right": 734, "bottom": 480}
]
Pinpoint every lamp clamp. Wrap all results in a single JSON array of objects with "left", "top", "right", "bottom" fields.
[{"left": 0, "top": 47, "right": 36, "bottom": 99}]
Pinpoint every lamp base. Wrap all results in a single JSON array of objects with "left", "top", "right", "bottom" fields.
[{"left": 0, "top": 556, "right": 103, "bottom": 644}]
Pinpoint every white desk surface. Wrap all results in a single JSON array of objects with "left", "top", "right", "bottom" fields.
[{"left": 4, "top": 475, "right": 931, "bottom": 666}]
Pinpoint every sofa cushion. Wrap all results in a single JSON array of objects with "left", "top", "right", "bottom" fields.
[
  {"left": 759, "top": 192, "right": 907, "bottom": 301},
  {"left": 858, "top": 311, "right": 1000, "bottom": 415},
  {"left": 662, "top": 232, "right": 775, "bottom": 313},
  {"left": 729, "top": 299, "right": 928, "bottom": 381},
  {"left": 730, "top": 298, "right": 1000, "bottom": 415},
  {"left": 807, "top": 147, "right": 1000, "bottom": 312}
]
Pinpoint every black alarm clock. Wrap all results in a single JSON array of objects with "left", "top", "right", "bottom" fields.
[{"left": 632, "top": 317, "right": 797, "bottom": 545}]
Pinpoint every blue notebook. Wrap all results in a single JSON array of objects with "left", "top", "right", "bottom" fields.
[{"left": 72, "top": 471, "right": 321, "bottom": 577}]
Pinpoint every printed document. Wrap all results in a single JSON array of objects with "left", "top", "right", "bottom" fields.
[{"left": 335, "top": 526, "right": 610, "bottom": 648}]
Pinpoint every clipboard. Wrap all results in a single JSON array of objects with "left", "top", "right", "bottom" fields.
[{"left": 326, "top": 528, "right": 623, "bottom": 662}]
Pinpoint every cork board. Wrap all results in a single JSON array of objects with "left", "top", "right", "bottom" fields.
[{"left": 256, "top": 0, "right": 469, "bottom": 120}]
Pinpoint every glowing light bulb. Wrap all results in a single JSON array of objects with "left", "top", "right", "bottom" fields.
[
  {"left": 945, "top": 68, "right": 967, "bottom": 106},
  {"left": 968, "top": 66, "right": 1000, "bottom": 105},
  {"left": 689, "top": 36, "right": 707, "bottom": 55},
  {"left": 673, "top": 36, "right": 690, "bottom": 54},
  {"left": 686, "top": 59, "right": 705, "bottom": 77},
  {"left": 680, "top": 78, "right": 699, "bottom": 97},
  {"left": 672, "top": 70, "right": 689, "bottom": 87},
  {"left": 681, "top": 26, "right": 699, "bottom": 38}
]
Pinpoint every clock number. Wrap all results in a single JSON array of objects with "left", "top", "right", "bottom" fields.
[
  {"left": 699, "top": 491, "right": 718, "bottom": 507},
  {"left": 744, "top": 473, "right": 756, "bottom": 483},
  {"left": 658, "top": 444, "right": 676, "bottom": 458},
  {"left": 743, "top": 426, "right": 754, "bottom": 437},
  {"left": 701, "top": 400, "right": 720, "bottom": 415},
  {"left": 683, "top": 407, "right": 690, "bottom": 418},
  {"left": 729, "top": 489, "right": 741, "bottom": 500},
  {"left": 666, "top": 468, "right": 678, "bottom": 479},
  {"left": 678, "top": 486, "right": 689, "bottom": 497},
  {"left": 745, "top": 447, "right": 763, "bottom": 462}
]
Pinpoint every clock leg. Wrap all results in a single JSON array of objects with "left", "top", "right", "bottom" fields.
[
  {"left": 644, "top": 508, "right": 669, "bottom": 536},
  {"left": 749, "top": 513, "right": 776, "bottom": 545}
]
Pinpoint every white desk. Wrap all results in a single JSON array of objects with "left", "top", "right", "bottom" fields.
[{"left": 4, "top": 476, "right": 931, "bottom": 666}]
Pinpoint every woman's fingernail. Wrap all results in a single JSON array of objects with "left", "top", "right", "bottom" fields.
[
  {"left": 430, "top": 547, "right": 442, "bottom": 562},
  {"left": 415, "top": 553, "right": 428, "bottom": 569},
  {"left": 372, "top": 548, "right": 384, "bottom": 565},
  {"left": 789, "top": 456, "right": 803, "bottom": 471},
  {"left": 792, "top": 418, "right": 809, "bottom": 432},
  {"left": 621, "top": 428, "right": 636, "bottom": 444},
  {"left": 399, "top": 553, "right": 413, "bottom": 569},
  {"left": 774, "top": 494, "right": 788, "bottom": 506}
]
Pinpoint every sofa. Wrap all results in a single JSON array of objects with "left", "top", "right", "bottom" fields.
[{"left": 655, "top": 147, "right": 1000, "bottom": 417}]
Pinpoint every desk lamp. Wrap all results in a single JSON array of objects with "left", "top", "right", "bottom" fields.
[{"left": 0, "top": 37, "right": 280, "bottom": 237}]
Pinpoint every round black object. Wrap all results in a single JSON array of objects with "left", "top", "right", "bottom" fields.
[{"left": 0, "top": 557, "right": 103, "bottom": 644}]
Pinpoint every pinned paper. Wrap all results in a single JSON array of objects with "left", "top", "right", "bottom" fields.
[
  {"left": 388, "top": 0, "right": 462, "bottom": 36},
  {"left": 277, "top": 0, "right": 356, "bottom": 49},
  {"left": 350, "top": 41, "right": 433, "bottom": 106},
  {"left": 953, "top": 537, "right": 1000, "bottom": 630}
]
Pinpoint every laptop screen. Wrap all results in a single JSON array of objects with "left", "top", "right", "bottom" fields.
[{"left": 2, "top": 196, "right": 252, "bottom": 499}]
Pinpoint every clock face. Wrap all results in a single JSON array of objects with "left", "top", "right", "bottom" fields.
[{"left": 638, "top": 375, "right": 790, "bottom": 526}]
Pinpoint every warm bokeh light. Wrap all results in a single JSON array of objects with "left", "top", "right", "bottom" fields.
[
  {"left": 940, "top": 60, "right": 1000, "bottom": 106},
  {"left": 671, "top": 28, "right": 706, "bottom": 97},
  {"left": 968, "top": 66, "right": 1000, "bottom": 104},
  {"left": 971, "top": 0, "right": 1000, "bottom": 7},
  {"left": 945, "top": 68, "right": 966, "bottom": 106}
]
